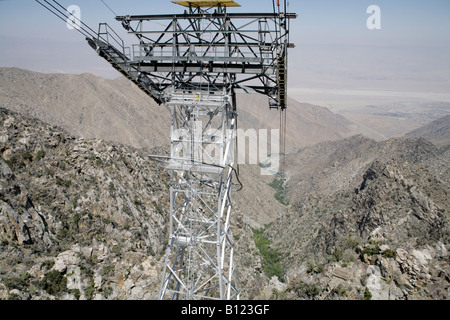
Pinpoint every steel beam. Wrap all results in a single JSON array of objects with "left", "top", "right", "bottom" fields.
[{"left": 116, "top": 13, "right": 297, "bottom": 21}]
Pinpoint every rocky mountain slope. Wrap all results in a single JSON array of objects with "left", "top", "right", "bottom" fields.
[
  {"left": 0, "top": 67, "right": 170, "bottom": 150},
  {"left": 0, "top": 107, "right": 264, "bottom": 300},
  {"left": 258, "top": 136, "right": 449, "bottom": 299},
  {"left": 404, "top": 115, "right": 450, "bottom": 146}
]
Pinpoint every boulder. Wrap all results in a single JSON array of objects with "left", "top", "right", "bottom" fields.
[
  {"left": 366, "top": 265, "right": 389, "bottom": 300},
  {"left": 0, "top": 201, "right": 31, "bottom": 245},
  {"left": 53, "top": 250, "right": 81, "bottom": 273}
]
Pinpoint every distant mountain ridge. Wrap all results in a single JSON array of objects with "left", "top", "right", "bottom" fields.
[
  {"left": 0, "top": 67, "right": 359, "bottom": 152},
  {"left": 0, "top": 67, "right": 170, "bottom": 149},
  {"left": 404, "top": 115, "right": 450, "bottom": 146}
]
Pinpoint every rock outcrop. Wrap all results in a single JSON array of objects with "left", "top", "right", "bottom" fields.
[
  {"left": 260, "top": 137, "right": 449, "bottom": 300},
  {"left": 0, "top": 107, "right": 263, "bottom": 299}
]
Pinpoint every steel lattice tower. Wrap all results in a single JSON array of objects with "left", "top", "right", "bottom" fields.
[
  {"left": 161, "top": 89, "right": 238, "bottom": 299},
  {"left": 36, "top": 0, "right": 296, "bottom": 300}
]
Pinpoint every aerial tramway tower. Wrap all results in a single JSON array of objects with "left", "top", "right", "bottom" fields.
[{"left": 36, "top": 0, "right": 296, "bottom": 300}]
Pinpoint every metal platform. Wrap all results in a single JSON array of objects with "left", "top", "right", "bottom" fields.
[{"left": 172, "top": 0, "right": 241, "bottom": 8}]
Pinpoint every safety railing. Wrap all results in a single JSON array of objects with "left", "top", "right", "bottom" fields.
[
  {"left": 98, "top": 23, "right": 127, "bottom": 57},
  {"left": 131, "top": 42, "right": 263, "bottom": 64}
]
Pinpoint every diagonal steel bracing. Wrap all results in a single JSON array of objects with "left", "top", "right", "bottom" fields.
[{"left": 159, "top": 89, "right": 239, "bottom": 300}]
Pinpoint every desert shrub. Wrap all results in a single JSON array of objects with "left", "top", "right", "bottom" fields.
[
  {"left": 253, "top": 227, "right": 284, "bottom": 281},
  {"left": 269, "top": 178, "right": 289, "bottom": 206},
  {"left": 84, "top": 278, "right": 95, "bottom": 300},
  {"left": 40, "top": 270, "right": 67, "bottom": 296},
  {"left": 291, "top": 279, "right": 321, "bottom": 299},
  {"left": 382, "top": 249, "right": 397, "bottom": 259},
  {"left": 4, "top": 273, "right": 31, "bottom": 291},
  {"left": 35, "top": 150, "right": 46, "bottom": 161},
  {"left": 306, "top": 260, "right": 324, "bottom": 274},
  {"left": 364, "top": 287, "right": 372, "bottom": 300}
]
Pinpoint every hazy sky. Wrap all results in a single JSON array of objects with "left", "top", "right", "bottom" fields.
[{"left": 1, "top": 0, "right": 450, "bottom": 99}]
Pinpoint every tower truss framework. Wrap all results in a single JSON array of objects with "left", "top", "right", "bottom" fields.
[
  {"left": 160, "top": 89, "right": 238, "bottom": 300},
  {"left": 35, "top": 0, "right": 296, "bottom": 300}
]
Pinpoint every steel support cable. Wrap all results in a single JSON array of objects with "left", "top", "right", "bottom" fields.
[
  {"left": 35, "top": 0, "right": 93, "bottom": 40},
  {"left": 48, "top": 0, "right": 94, "bottom": 37},
  {"left": 234, "top": 112, "right": 240, "bottom": 181},
  {"left": 280, "top": 107, "right": 287, "bottom": 172},
  {"left": 272, "top": 0, "right": 280, "bottom": 44},
  {"left": 272, "top": 0, "right": 288, "bottom": 173},
  {"left": 36, "top": 0, "right": 116, "bottom": 46},
  {"left": 284, "top": 0, "right": 289, "bottom": 171},
  {"left": 100, "top": 0, "right": 117, "bottom": 17},
  {"left": 36, "top": 0, "right": 170, "bottom": 111},
  {"left": 50, "top": 0, "right": 100, "bottom": 39}
]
